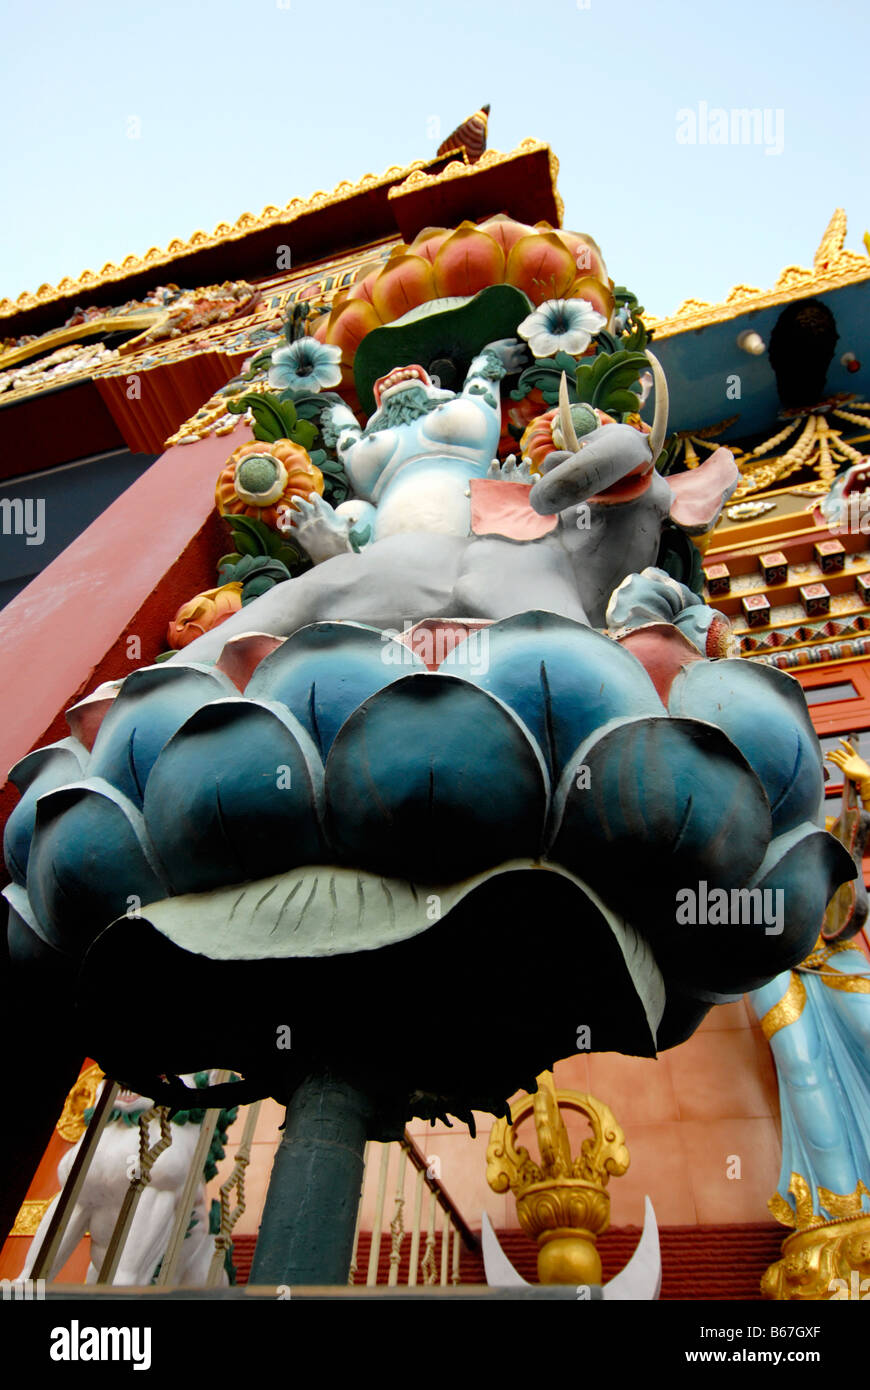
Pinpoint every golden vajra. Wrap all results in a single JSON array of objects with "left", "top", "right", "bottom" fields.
[{"left": 486, "top": 1071, "right": 629, "bottom": 1284}]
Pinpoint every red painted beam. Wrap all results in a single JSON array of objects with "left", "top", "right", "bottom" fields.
[{"left": 0, "top": 421, "right": 252, "bottom": 862}]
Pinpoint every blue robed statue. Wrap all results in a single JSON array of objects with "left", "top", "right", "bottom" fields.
[{"left": 749, "top": 738, "right": 870, "bottom": 1300}]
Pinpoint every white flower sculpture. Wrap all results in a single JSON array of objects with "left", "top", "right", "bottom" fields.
[
  {"left": 517, "top": 298, "right": 607, "bottom": 359},
  {"left": 268, "top": 337, "right": 342, "bottom": 394}
]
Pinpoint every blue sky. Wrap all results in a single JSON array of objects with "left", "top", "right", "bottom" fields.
[{"left": 2, "top": 0, "right": 867, "bottom": 318}]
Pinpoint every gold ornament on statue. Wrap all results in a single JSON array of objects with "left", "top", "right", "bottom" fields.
[
  {"left": 56, "top": 1062, "right": 105, "bottom": 1144},
  {"left": 486, "top": 1071, "right": 629, "bottom": 1284}
]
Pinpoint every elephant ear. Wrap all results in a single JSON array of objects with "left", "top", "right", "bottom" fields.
[{"left": 666, "top": 448, "right": 739, "bottom": 534}]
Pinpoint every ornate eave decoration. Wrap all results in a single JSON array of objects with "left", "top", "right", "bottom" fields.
[
  {"left": 388, "top": 138, "right": 564, "bottom": 229},
  {"left": 0, "top": 141, "right": 560, "bottom": 326},
  {"left": 0, "top": 160, "right": 434, "bottom": 322},
  {"left": 648, "top": 210, "right": 870, "bottom": 339}
]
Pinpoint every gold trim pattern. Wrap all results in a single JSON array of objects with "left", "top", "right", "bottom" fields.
[
  {"left": 0, "top": 161, "right": 430, "bottom": 321},
  {"left": 0, "top": 142, "right": 560, "bottom": 322},
  {"left": 762, "top": 1212, "right": 870, "bottom": 1300},
  {"left": 0, "top": 314, "right": 162, "bottom": 370},
  {"left": 56, "top": 1062, "right": 105, "bottom": 1143},
  {"left": 10, "top": 1197, "right": 53, "bottom": 1237},
  {"left": 760, "top": 972, "right": 807, "bottom": 1039},
  {"left": 649, "top": 210, "right": 870, "bottom": 339},
  {"left": 816, "top": 965, "right": 870, "bottom": 995},
  {"left": 770, "top": 1171, "right": 870, "bottom": 1231},
  {"left": 819, "top": 1180, "right": 870, "bottom": 1222},
  {"left": 388, "top": 139, "right": 564, "bottom": 225}
]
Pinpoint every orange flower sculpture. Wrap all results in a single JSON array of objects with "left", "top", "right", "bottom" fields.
[
  {"left": 315, "top": 216, "right": 613, "bottom": 385},
  {"left": 216, "top": 439, "right": 324, "bottom": 531},
  {"left": 521, "top": 407, "right": 650, "bottom": 475},
  {"left": 167, "top": 582, "right": 243, "bottom": 650}
]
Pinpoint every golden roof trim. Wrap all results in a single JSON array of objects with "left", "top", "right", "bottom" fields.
[
  {"left": 389, "top": 138, "right": 563, "bottom": 224},
  {"left": 649, "top": 210, "right": 870, "bottom": 338},
  {"left": 0, "top": 313, "right": 163, "bottom": 370},
  {"left": 0, "top": 159, "right": 435, "bottom": 322}
]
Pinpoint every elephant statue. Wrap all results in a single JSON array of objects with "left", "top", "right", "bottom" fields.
[{"left": 172, "top": 348, "right": 737, "bottom": 665}]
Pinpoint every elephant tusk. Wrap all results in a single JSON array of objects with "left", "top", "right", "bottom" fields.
[
  {"left": 559, "top": 372, "right": 580, "bottom": 453},
  {"left": 645, "top": 349, "right": 669, "bottom": 464}
]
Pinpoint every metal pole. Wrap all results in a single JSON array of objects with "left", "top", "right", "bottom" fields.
[
  {"left": 248, "top": 1073, "right": 370, "bottom": 1287},
  {"left": 97, "top": 1107, "right": 172, "bottom": 1284},
  {"left": 154, "top": 1070, "right": 229, "bottom": 1286},
  {"left": 30, "top": 1080, "right": 119, "bottom": 1281}
]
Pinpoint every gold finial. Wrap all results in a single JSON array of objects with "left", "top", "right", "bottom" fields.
[
  {"left": 437, "top": 105, "right": 490, "bottom": 164},
  {"left": 486, "top": 1072, "right": 629, "bottom": 1284},
  {"left": 814, "top": 208, "right": 848, "bottom": 272}
]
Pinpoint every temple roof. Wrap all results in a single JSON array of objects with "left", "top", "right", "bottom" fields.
[
  {"left": 651, "top": 209, "right": 870, "bottom": 339},
  {"left": 0, "top": 140, "right": 562, "bottom": 336}
]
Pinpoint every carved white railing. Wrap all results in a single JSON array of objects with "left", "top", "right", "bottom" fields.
[{"left": 349, "top": 1131, "right": 478, "bottom": 1287}]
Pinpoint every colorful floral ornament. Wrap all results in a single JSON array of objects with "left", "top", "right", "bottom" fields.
[
  {"left": 316, "top": 217, "right": 614, "bottom": 383},
  {"left": 517, "top": 298, "right": 607, "bottom": 359},
  {"left": 267, "top": 338, "right": 342, "bottom": 395},
  {"left": 167, "top": 583, "right": 243, "bottom": 650},
  {"left": 215, "top": 439, "right": 324, "bottom": 530},
  {"left": 521, "top": 405, "right": 649, "bottom": 475}
]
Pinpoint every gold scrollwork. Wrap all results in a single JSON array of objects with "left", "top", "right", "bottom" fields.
[
  {"left": 56, "top": 1062, "right": 105, "bottom": 1144},
  {"left": 762, "top": 1212, "right": 870, "bottom": 1300}
]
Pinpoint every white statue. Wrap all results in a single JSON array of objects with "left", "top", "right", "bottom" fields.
[{"left": 22, "top": 1075, "right": 231, "bottom": 1287}]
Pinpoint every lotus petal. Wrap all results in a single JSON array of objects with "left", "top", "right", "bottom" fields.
[
  {"left": 215, "top": 632, "right": 284, "bottom": 691},
  {"left": 371, "top": 255, "right": 436, "bottom": 322},
  {"left": 4, "top": 882, "right": 71, "bottom": 970},
  {"left": 79, "top": 860, "right": 665, "bottom": 1089},
  {"left": 505, "top": 232, "right": 578, "bottom": 305},
  {"left": 667, "top": 659, "right": 825, "bottom": 833},
  {"left": 476, "top": 216, "right": 535, "bottom": 259},
  {"left": 26, "top": 777, "right": 166, "bottom": 951},
  {"left": 66, "top": 680, "right": 122, "bottom": 751},
  {"left": 143, "top": 698, "right": 325, "bottom": 895},
  {"left": 88, "top": 663, "right": 236, "bottom": 807},
  {"left": 324, "top": 298, "right": 382, "bottom": 365},
  {"left": 554, "top": 230, "right": 609, "bottom": 282},
  {"left": 4, "top": 738, "right": 88, "bottom": 886},
  {"left": 432, "top": 222, "right": 507, "bottom": 299},
  {"left": 347, "top": 270, "right": 379, "bottom": 304},
  {"left": 444, "top": 611, "right": 665, "bottom": 783},
  {"left": 564, "top": 276, "right": 615, "bottom": 325},
  {"left": 548, "top": 715, "right": 772, "bottom": 927},
  {"left": 325, "top": 675, "right": 549, "bottom": 881},
  {"left": 406, "top": 227, "right": 451, "bottom": 264},
  {"left": 664, "top": 821, "right": 856, "bottom": 997},
  {"left": 245, "top": 621, "right": 427, "bottom": 759}
]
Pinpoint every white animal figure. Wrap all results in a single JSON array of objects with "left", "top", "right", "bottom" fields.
[{"left": 22, "top": 1076, "right": 230, "bottom": 1287}]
